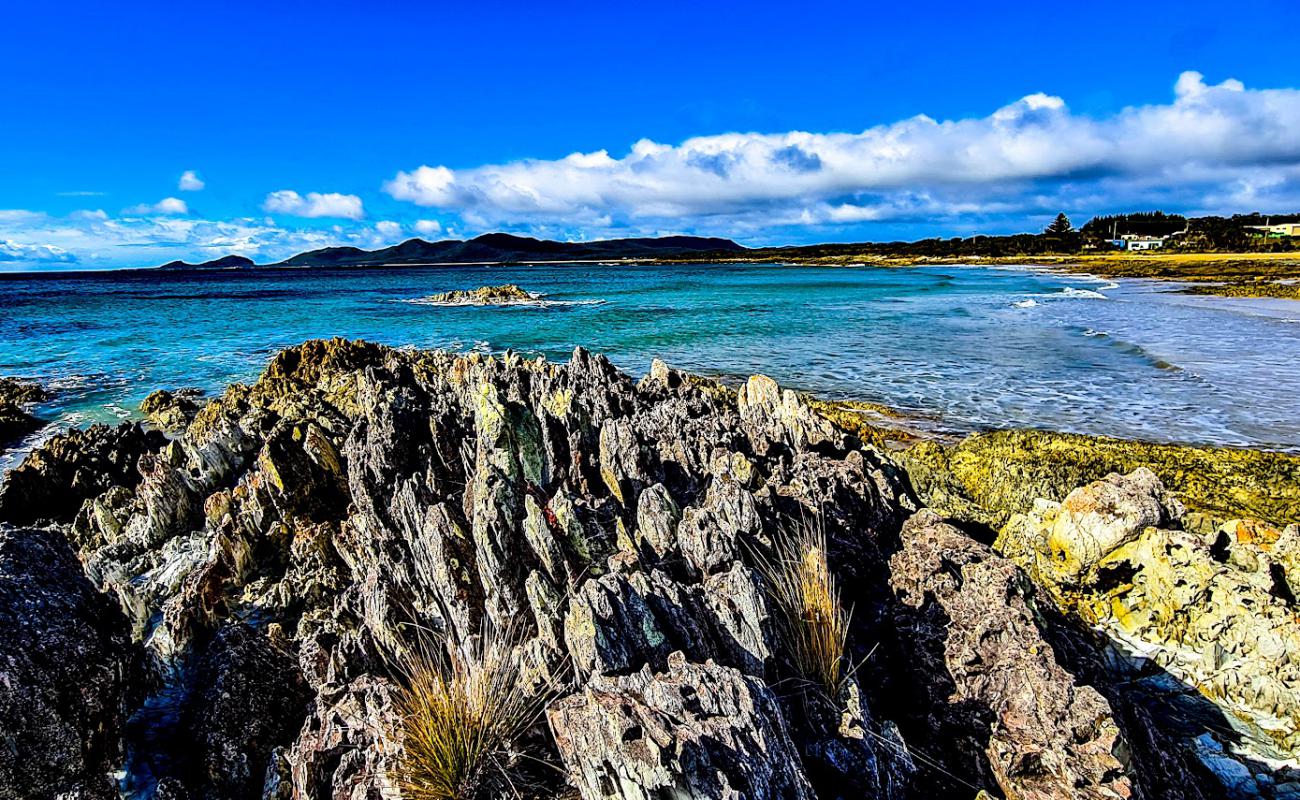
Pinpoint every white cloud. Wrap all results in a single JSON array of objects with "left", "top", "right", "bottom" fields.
[
  {"left": 179, "top": 170, "right": 205, "bottom": 191},
  {"left": 0, "top": 239, "right": 76, "bottom": 264},
  {"left": 0, "top": 208, "right": 376, "bottom": 270},
  {"left": 263, "top": 190, "right": 364, "bottom": 219},
  {"left": 374, "top": 220, "right": 402, "bottom": 239},
  {"left": 383, "top": 71, "right": 1300, "bottom": 231},
  {"left": 414, "top": 219, "right": 442, "bottom": 236},
  {"left": 124, "top": 197, "right": 189, "bottom": 216}
]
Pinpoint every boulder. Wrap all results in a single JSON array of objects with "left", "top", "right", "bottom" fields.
[
  {"left": 548, "top": 653, "right": 816, "bottom": 800},
  {"left": 0, "top": 525, "right": 138, "bottom": 800}
]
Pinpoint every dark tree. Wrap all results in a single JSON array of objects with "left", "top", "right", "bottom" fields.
[{"left": 1044, "top": 213, "right": 1074, "bottom": 236}]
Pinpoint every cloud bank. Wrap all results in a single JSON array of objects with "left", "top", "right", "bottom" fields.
[{"left": 384, "top": 71, "right": 1300, "bottom": 231}]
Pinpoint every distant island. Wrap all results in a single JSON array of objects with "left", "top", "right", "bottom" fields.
[
  {"left": 157, "top": 212, "right": 1300, "bottom": 298},
  {"left": 162, "top": 234, "right": 746, "bottom": 270}
]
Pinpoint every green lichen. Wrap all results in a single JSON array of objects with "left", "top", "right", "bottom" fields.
[{"left": 894, "top": 429, "right": 1300, "bottom": 531}]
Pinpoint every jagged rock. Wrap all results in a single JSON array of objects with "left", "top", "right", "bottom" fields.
[
  {"left": 140, "top": 388, "right": 206, "bottom": 433},
  {"left": 548, "top": 653, "right": 817, "bottom": 800},
  {"left": 0, "top": 422, "right": 167, "bottom": 525},
  {"left": 4, "top": 338, "right": 1291, "bottom": 799},
  {"left": 999, "top": 469, "right": 1300, "bottom": 783},
  {"left": 0, "top": 525, "right": 138, "bottom": 800},
  {"left": 0, "top": 376, "right": 49, "bottom": 446},
  {"left": 889, "top": 510, "right": 1133, "bottom": 799}
]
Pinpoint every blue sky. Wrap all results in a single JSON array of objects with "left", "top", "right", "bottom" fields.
[{"left": 3, "top": 0, "right": 1300, "bottom": 269}]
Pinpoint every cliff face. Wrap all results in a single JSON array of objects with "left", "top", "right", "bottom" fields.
[{"left": 0, "top": 339, "right": 1295, "bottom": 799}]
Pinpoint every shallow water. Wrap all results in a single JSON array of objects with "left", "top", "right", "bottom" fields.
[{"left": 2, "top": 262, "right": 1298, "bottom": 455}]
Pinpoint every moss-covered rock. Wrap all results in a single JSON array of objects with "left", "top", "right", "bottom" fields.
[{"left": 891, "top": 429, "right": 1300, "bottom": 531}]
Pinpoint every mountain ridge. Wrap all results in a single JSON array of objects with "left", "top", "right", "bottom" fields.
[{"left": 156, "top": 233, "right": 745, "bottom": 270}]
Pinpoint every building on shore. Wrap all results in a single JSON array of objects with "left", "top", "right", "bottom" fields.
[
  {"left": 1245, "top": 222, "right": 1300, "bottom": 238},
  {"left": 1110, "top": 234, "right": 1167, "bottom": 251}
]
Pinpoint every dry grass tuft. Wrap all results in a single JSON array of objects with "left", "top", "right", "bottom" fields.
[
  {"left": 757, "top": 519, "right": 853, "bottom": 696},
  {"left": 394, "top": 623, "right": 552, "bottom": 800}
]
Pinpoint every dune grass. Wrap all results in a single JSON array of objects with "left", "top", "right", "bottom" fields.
[
  {"left": 757, "top": 520, "right": 854, "bottom": 696},
  {"left": 393, "top": 624, "right": 552, "bottom": 800}
]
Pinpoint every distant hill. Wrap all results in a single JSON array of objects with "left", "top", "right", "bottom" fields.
[
  {"left": 159, "top": 255, "right": 256, "bottom": 270},
  {"left": 271, "top": 233, "right": 745, "bottom": 267},
  {"left": 154, "top": 234, "right": 743, "bottom": 270}
]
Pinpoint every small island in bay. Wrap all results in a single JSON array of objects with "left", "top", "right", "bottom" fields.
[{"left": 417, "top": 283, "right": 541, "bottom": 306}]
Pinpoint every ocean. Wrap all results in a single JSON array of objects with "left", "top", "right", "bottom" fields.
[{"left": 2, "top": 262, "right": 1298, "bottom": 457}]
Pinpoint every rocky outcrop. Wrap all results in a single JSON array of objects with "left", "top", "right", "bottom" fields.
[
  {"left": 888, "top": 510, "right": 1132, "bottom": 799},
  {"left": 895, "top": 429, "right": 1300, "bottom": 533},
  {"left": 0, "top": 525, "right": 139, "bottom": 800},
  {"left": 0, "top": 422, "right": 166, "bottom": 526},
  {"left": 0, "top": 338, "right": 1292, "bottom": 799},
  {"left": 419, "top": 283, "right": 539, "bottom": 305},
  {"left": 999, "top": 469, "right": 1300, "bottom": 795},
  {"left": 140, "top": 388, "right": 205, "bottom": 433},
  {"left": 0, "top": 376, "right": 49, "bottom": 446}
]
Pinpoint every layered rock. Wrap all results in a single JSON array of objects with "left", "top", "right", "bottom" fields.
[
  {"left": 999, "top": 469, "right": 1300, "bottom": 795},
  {"left": 0, "top": 338, "right": 1287, "bottom": 799}
]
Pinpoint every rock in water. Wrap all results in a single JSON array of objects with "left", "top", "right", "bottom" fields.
[
  {"left": 419, "top": 283, "right": 540, "bottom": 305},
  {"left": 0, "top": 525, "right": 138, "bottom": 800},
  {"left": 0, "top": 376, "right": 50, "bottom": 447}
]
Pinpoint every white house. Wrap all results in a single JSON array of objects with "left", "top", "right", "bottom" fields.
[{"left": 1110, "top": 234, "right": 1165, "bottom": 251}]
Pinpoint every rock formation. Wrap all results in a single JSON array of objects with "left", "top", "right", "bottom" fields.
[
  {"left": 0, "top": 338, "right": 1294, "bottom": 799},
  {"left": 419, "top": 283, "right": 539, "bottom": 305},
  {"left": 0, "top": 376, "right": 49, "bottom": 447}
]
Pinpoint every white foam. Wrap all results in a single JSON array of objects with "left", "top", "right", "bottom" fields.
[
  {"left": 1059, "top": 287, "right": 1109, "bottom": 300},
  {"left": 402, "top": 296, "right": 606, "bottom": 309},
  {"left": 1013, "top": 299, "right": 1039, "bottom": 309}
]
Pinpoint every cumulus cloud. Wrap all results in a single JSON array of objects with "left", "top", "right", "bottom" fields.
[
  {"left": 0, "top": 208, "right": 380, "bottom": 270},
  {"left": 414, "top": 219, "right": 442, "bottom": 236},
  {"left": 263, "top": 190, "right": 364, "bottom": 219},
  {"left": 383, "top": 71, "right": 1300, "bottom": 232},
  {"left": 374, "top": 220, "right": 402, "bottom": 240},
  {"left": 124, "top": 197, "right": 189, "bottom": 216},
  {"left": 0, "top": 239, "right": 76, "bottom": 264},
  {"left": 178, "top": 170, "right": 205, "bottom": 191}
]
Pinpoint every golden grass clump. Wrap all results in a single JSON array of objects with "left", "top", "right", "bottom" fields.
[
  {"left": 758, "top": 521, "right": 853, "bottom": 696},
  {"left": 394, "top": 625, "right": 551, "bottom": 800}
]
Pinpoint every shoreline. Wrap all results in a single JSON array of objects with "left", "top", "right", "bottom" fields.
[{"left": 6, "top": 251, "right": 1300, "bottom": 300}]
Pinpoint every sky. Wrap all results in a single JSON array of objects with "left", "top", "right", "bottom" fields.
[{"left": 3, "top": 0, "right": 1300, "bottom": 270}]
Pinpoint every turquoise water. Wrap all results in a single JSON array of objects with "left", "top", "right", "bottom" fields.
[{"left": 2, "top": 263, "right": 1299, "bottom": 455}]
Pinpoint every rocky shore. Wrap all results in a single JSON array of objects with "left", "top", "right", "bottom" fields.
[{"left": 2, "top": 338, "right": 1298, "bottom": 799}]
